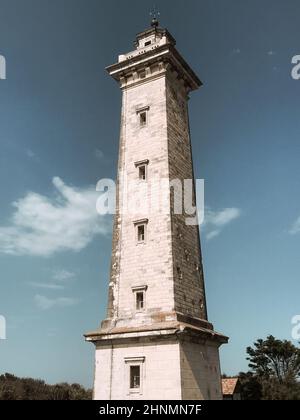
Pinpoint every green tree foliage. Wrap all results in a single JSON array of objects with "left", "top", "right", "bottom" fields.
[
  {"left": 247, "top": 336, "right": 300, "bottom": 382},
  {"left": 0, "top": 373, "right": 92, "bottom": 400},
  {"left": 240, "top": 336, "right": 300, "bottom": 400}
]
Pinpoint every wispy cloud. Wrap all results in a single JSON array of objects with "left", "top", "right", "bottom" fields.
[
  {"left": 25, "top": 149, "right": 40, "bottom": 163},
  {"left": 34, "top": 294, "right": 79, "bottom": 311},
  {"left": 47, "top": 328, "right": 58, "bottom": 337},
  {"left": 28, "top": 282, "right": 65, "bottom": 291},
  {"left": 203, "top": 207, "right": 241, "bottom": 241},
  {"left": 52, "top": 269, "right": 75, "bottom": 282},
  {"left": 95, "top": 148, "right": 104, "bottom": 161},
  {"left": 0, "top": 177, "right": 109, "bottom": 257},
  {"left": 28, "top": 269, "right": 76, "bottom": 293},
  {"left": 26, "top": 149, "right": 36, "bottom": 159},
  {"left": 206, "top": 230, "right": 221, "bottom": 241},
  {"left": 289, "top": 216, "right": 300, "bottom": 235}
]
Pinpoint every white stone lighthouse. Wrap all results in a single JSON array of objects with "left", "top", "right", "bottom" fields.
[{"left": 85, "top": 18, "right": 228, "bottom": 400}]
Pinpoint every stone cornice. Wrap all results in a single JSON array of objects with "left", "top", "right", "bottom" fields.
[
  {"left": 84, "top": 320, "right": 228, "bottom": 347},
  {"left": 106, "top": 44, "right": 202, "bottom": 92}
]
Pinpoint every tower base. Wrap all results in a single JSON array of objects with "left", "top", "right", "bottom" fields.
[{"left": 85, "top": 318, "right": 228, "bottom": 400}]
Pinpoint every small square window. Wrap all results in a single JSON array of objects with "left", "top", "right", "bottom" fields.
[
  {"left": 145, "top": 41, "right": 151, "bottom": 46},
  {"left": 136, "top": 292, "right": 144, "bottom": 311},
  {"left": 130, "top": 366, "right": 140, "bottom": 390},
  {"left": 140, "top": 111, "right": 147, "bottom": 126},
  {"left": 137, "top": 225, "right": 145, "bottom": 242}
]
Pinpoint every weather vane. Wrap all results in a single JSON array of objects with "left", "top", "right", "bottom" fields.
[{"left": 150, "top": 5, "right": 160, "bottom": 27}]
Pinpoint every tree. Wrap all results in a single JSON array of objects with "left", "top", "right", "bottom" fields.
[
  {"left": 239, "top": 372, "right": 262, "bottom": 400},
  {"left": 244, "top": 336, "right": 300, "bottom": 400},
  {"left": 0, "top": 373, "right": 92, "bottom": 400},
  {"left": 247, "top": 336, "right": 300, "bottom": 383}
]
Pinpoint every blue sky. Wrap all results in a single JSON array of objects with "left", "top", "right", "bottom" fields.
[{"left": 0, "top": 0, "right": 300, "bottom": 388}]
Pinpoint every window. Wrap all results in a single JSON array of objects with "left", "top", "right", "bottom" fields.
[
  {"left": 130, "top": 366, "right": 140, "bottom": 389},
  {"left": 139, "top": 165, "right": 146, "bottom": 180},
  {"left": 136, "top": 292, "right": 144, "bottom": 311},
  {"left": 136, "top": 106, "right": 149, "bottom": 127},
  {"left": 137, "top": 225, "right": 145, "bottom": 242},
  {"left": 134, "top": 219, "right": 148, "bottom": 244},
  {"left": 140, "top": 111, "right": 147, "bottom": 126},
  {"left": 135, "top": 160, "right": 149, "bottom": 181},
  {"left": 132, "top": 285, "right": 147, "bottom": 313},
  {"left": 145, "top": 40, "right": 151, "bottom": 46},
  {"left": 125, "top": 357, "right": 145, "bottom": 395}
]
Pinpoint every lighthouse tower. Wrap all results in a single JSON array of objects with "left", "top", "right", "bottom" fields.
[{"left": 85, "top": 19, "right": 228, "bottom": 400}]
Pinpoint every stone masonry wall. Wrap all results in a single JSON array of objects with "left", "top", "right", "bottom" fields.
[
  {"left": 94, "top": 338, "right": 181, "bottom": 400},
  {"left": 113, "top": 75, "right": 176, "bottom": 323},
  {"left": 166, "top": 71, "right": 207, "bottom": 320},
  {"left": 180, "top": 340, "right": 223, "bottom": 400},
  {"left": 106, "top": 67, "right": 208, "bottom": 325}
]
